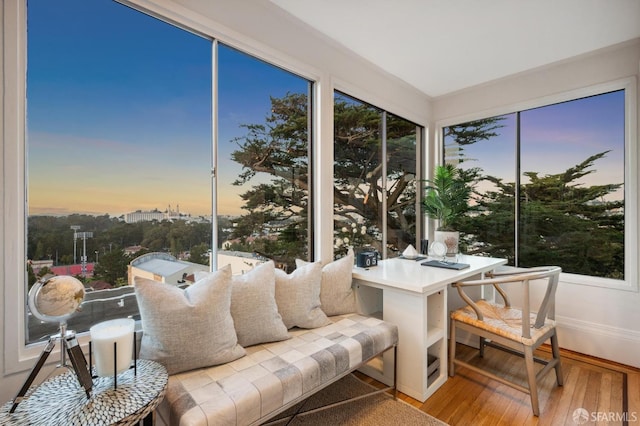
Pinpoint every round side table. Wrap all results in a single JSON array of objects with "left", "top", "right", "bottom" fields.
[{"left": 0, "top": 359, "right": 168, "bottom": 426}]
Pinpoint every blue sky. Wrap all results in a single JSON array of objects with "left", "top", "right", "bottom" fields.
[
  {"left": 28, "top": 0, "right": 624, "bottom": 216},
  {"left": 447, "top": 90, "right": 625, "bottom": 201},
  {"left": 520, "top": 90, "right": 624, "bottom": 193},
  {"left": 27, "top": 0, "right": 307, "bottom": 217}
]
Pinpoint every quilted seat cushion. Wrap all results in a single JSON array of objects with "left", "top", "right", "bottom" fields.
[{"left": 158, "top": 314, "right": 398, "bottom": 426}]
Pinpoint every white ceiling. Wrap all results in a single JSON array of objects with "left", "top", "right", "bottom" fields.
[{"left": 270, "top": 0, "right": 640, "bottom": 98}]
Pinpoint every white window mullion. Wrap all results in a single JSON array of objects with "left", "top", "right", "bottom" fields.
[
  {"left": 210, "top": 39, "right": 218, "bottom": 271},
  {"left": 381, "top": 111, "right": 388, "bottom": 259}
]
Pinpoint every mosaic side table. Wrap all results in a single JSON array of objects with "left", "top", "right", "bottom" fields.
[{"left": 0, "top": 359, "right": 168, "bottom": 426}]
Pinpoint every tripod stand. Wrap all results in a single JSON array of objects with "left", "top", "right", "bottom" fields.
[{"left": 10, "top": 322, "right": 93, "bottom": 413}]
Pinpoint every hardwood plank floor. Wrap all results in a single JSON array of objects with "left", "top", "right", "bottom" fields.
[{"left": 356, "top": 342, "right": 640, "bottom": 425}]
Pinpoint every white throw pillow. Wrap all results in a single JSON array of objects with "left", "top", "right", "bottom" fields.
[
  {"left": 296, "top": 248, "right": 356, "bottom": 316},
  {"left": 228, "top": 261, "right": 289, "bottom": 347},
  {"left": 134, "top": 264, "right": 246, "bottom": 374},
  {"left": 274, "top": 261, "right": 331, "bottom": 329}
]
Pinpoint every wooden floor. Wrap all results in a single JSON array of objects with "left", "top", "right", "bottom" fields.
[{"left": 356, "top": 343, "right": 640, "bottom": 426}]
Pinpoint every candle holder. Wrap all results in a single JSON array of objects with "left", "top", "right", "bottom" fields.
[{"left": 89, "top": 318, "right": 137, "bottom": 390}]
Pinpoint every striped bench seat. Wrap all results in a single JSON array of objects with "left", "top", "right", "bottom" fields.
[{"left": 157, "top": 314, "right": 398, "bottom": 426}]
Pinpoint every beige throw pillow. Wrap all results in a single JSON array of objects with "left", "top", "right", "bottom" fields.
[
  {"left": 296, "top": 248, "right": 356, "bottom": 316},
  {"left": 274, "top": 261, "right": 330, "bottom": 329},
  {"left": 229, "top": 261, "right": 289, "bottom": 347},
  {"left": 134, "top": 265, "right": 245, "bottom": 374}
]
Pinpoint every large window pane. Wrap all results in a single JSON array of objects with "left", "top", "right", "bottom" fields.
[
  {"left": 386, "top": 113, "right": 418, "bottom": 256},
  {"left": 217, "top": 44, "right": 312, "bottom": 272},
  {"left": 334, "top": 92, "right": 421, "bottom": 259},
  {"left": 444, "top": 114, "right": 516, "bottom": 261},
  {"left": 26, "top": 0, "right": 212, "bottom": 343},
  {"left": 333, "top": 93, "right": 383, "bottom": 257},
  {"left": 519, "top": 91, "right": 625, "bottom": 277},
  {"left": 443, "top": 90, "right": 625, "bottom": 279}
]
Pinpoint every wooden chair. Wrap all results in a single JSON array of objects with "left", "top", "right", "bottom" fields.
[{"left": 448, "top": 266, "right": 563, "bottom": 416}]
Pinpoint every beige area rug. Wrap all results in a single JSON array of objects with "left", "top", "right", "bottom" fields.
[{"left": 264, "top": 374, "right": 447, "bottom": 426}]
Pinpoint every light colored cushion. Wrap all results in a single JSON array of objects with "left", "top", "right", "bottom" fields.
[
  {"left": 296, "top": 248, "right": 356, "bottom": 316},
  {"left": 229, "top": 261, "right": 289, "bottom": 347},
  {"left": 134, "top": 265, "right": 246, "bottom": 374},
  {"left": 274, "top": 261, "right": 331, "bottom": 329}
]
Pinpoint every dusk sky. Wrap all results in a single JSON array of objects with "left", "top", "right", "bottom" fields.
[
  {"left": 27, "top": 0, "right": 307, "bottom": 217},
  {"left": 28, "top": 1, "right": 624, "bottom": 217},
  {"left": 447, "top": 90, "right": 625, "bottom": 201}
]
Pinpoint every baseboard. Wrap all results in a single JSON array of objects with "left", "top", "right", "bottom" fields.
[{"left": 555, "top": 315, "right": 640, "bottom": 369}]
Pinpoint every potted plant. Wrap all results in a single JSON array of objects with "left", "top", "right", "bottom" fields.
[{"left": 422, "top": 163, "right": 474, "bottom": 256}]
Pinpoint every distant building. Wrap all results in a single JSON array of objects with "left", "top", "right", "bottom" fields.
[
  {"left": 29, "top": 259, "right": 54, "bottom": 270},
  {"left": 50, "top": 263, "right": 94, "bottom": 277},
  {"left": 124, "top": 245, "right": 146, "bottom": 256},
  {"left": 129, "top": 250, "right": 271, "bottom": 286},
  {"left": 124, "top": 209, "right": 165, "bottom": 223},
  {"left": 124, "top": 204, "right": 210, "bottom": 224},
  {"left": 218, "top": 250, "right": 267, "bottom": 275},
  {"left": 128, "top": 252, "right": 208, "bottom": 286},
  {"left": 29, "top": 261, "right": 94, "bottom": 277}
]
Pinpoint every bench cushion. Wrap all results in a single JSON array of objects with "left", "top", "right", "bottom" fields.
[{"left": 158, "top": 314, "right": 398, "bottom": 426}]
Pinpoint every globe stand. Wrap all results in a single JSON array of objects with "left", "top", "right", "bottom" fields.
[{"left": 9, "top": 322, "right": 93, "bottom": 413}]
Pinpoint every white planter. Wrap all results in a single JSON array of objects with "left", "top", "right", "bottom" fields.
[{"left": 434, "top": 230, "right": 460, "bottom": 257}]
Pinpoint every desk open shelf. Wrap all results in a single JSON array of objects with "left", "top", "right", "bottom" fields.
[{"left": 353, "top": 255, "right": 506, "bottom": 402}]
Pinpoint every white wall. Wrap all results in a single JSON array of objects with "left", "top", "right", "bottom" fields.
[
  {"left": 434, "top": 39, "right": 640, "bottom": 367},
  {"left": 0, "top": 0, "right": 430, "bottom": 403}
]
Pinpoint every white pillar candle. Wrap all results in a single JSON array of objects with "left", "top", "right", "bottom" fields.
[{"left": 90, "top": 318, "right": 135, "bottom": 377}]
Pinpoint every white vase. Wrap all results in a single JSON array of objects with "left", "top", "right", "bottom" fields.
[{"left": 434, "top": 230, "right": 459, "bottom": 257}]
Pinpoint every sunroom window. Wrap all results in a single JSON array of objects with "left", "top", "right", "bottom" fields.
[
  {"left": 443, "top": 90, "right": 626, "bottom": 281},
  {"left": 25, "top": 0, "right": 314, "bottom": 344},
  {"left": 333, "top": 91, "right": 422, "bottom": 259}
]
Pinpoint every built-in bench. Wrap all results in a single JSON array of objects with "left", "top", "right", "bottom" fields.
[{"left": 157, "top": 314, "right": 398, "bottom": 425}]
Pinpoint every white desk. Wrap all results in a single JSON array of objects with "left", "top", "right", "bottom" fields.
[{"left": 353, "top": 254, "right": 507, "bottom": 402}]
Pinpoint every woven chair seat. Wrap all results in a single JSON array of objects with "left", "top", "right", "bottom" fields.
[{"left": 451, "top": 299, "right": 555, "bottom": 345}]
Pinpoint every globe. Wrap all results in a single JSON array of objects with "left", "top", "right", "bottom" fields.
[{"left": 28, "top": 275, "right": 85, "bottom": 323}]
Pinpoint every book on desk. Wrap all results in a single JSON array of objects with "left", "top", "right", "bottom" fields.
[{"left": 421, "top": 260, "right": 470, "bottom": 270}]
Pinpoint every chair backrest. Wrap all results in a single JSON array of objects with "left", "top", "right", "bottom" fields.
[
  {"left": 454, "top": 266, "right": 561, "bottom": 339},
  {"left": 489, "top": 266, "right": 561, "bottom": 326}
]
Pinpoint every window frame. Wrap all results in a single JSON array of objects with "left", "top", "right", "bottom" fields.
[
  {"left": 2, "top": 0, "right": 325, "bottom": 375},
  {"left": 213, "top": 41, "right": 316, "bottom": 271},
  {"left": 3, "top": 0, "right": 38, "bottom": 375},
  {"left": 332, "top": 90, "right": 425, "bottom": 259},
  {"left": 435, "top": 78, "right": 638, "bottom": 292}
]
